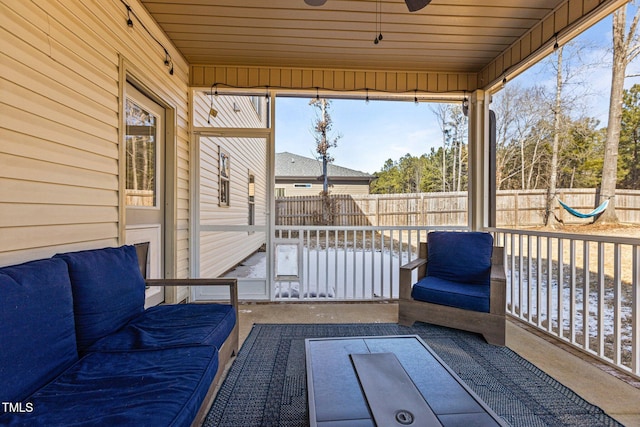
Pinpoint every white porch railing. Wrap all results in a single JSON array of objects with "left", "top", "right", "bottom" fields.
[
  {"left": 273, "top": 226, "right": 466, "bottom": 301},
  {"left": 488, "top": 227, "right": 640, "bottom": 380}
]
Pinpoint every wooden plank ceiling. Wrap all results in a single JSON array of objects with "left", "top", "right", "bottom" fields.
[{"left": 141, "top": 0, "right": 566, "bottom": 74}]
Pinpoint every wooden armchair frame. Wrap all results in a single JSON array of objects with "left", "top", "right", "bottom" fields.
[{"left": 398, "top": 242, "right": 507, "bottom": 346}]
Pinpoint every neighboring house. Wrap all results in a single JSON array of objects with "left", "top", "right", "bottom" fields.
[{"left": 275, "top": 152, "right": 375, "bottom": 197}]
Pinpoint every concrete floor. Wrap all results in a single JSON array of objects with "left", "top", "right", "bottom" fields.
[{"left": 236, "top": 302, "right": 640, "bottom": 426}]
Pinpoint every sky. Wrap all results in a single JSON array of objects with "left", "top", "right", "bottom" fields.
[
  {"left": 275, "top": 98, "right": 442, "bottom": 175},
  {"left": 274, "top": 6, "right": 640, "bottom": 175}
]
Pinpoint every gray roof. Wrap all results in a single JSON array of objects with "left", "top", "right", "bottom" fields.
[{"left": 275, "top": 152, "right": 373, "bottom": 178}]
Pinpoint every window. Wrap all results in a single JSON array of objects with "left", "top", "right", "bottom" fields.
[
  {"left": 275, "top": 188, "right": 285, "bottom": 198},
  {"left": 125, "top": 98, "right": 157, "bottom": 207},
  {"left": 219, "top": 150, "right": 230, "bottom": 206},
  {"left": 294, "top": 183, "right": 312, "bottom": 188},
  {"left": 250, "top": 96, "right": 262, "bottom": 118}
]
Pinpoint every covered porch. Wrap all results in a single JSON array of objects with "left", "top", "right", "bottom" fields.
[{"left": 2, "top": 0, "right": 640, "bottom": 425}]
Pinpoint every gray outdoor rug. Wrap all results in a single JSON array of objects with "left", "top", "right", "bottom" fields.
[{"left": 203, "top": 323, "right": 622, "bottom": 427}]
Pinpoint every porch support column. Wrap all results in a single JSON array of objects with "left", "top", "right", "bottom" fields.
[{"left": 468, "top": 90, "right": 489, "bottom": 231}]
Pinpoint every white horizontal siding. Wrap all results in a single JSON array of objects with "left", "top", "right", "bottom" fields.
[
  {"left": 192, "top": 90, "right": 267, "bottom": 128},
  {"left": 0, "top": 0, "right": 190, "bottom": 275},
  {"left": 198, "top": 132, "right": 267, "bottom": 277}
]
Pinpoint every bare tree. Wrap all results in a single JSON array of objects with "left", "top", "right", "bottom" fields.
[
  {"left": 598, "top": 4, "right": 640, "bottom": 223},
  {"left": 545, "top": 45, "right": 564, "bottom": 227},
  {"left": 309, "top": 99, "right": 341, "bottom": 193},
  {"left": 431, "top": 104, "right": 449, "bottom": 191},
  {"left": 493, "top": 85, "right": 549, "bottom": 190}
]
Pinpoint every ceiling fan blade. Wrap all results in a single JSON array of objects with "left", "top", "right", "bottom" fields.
[
  {"left": 404, "top": 0, "right": 431, "bottom": 12},
  {"left": 304, "top": 0, "right": 328, "bottom": 5}
]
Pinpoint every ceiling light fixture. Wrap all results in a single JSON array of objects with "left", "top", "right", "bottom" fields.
[
  {"left": 404, "top": 0, "right": 431, "bottom": 12},
  {"left": 462, "top": 91, "right": 469, "bottom": 116},
  {"left": 126, "top": 5, "right": 133, "bottom": 27},
  {"left": 374, "top": 0, "right": 383, "bottom": 44},
  {"left": 305, "top": 0, "right": 430, "bottom": 13}
]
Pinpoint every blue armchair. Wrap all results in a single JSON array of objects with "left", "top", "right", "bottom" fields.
[{"left": 398, "top": 231, "right": 506, "bottom": 345}]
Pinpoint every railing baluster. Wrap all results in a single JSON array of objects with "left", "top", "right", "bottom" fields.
[
  {"left": 537, "top": 235, "right": 542, "bottom": 329},
  {"left": 334, "top": 229, "right": 339, "bottom": 299},
  {"left": 370, "top": 230, "right": 375, "bottom": 299},
  {"left": 343, "top": 229, "right": 348, "bottom": 298},
  {"left": 570, "top": 239, "right": 576, "bottom": 344},
  {"left": 633, "top": 245, "right": 640, "bottom": 376},
  {"left": 598, "top": 242, "right": 605, "bottom": 358},
  {"left": 527, "top": 234, "right": 533, "bottom": 323},
  {"left": 547, "top": 236, "right": 553, "bottom": 333},
  {"left": 361, "top": 229, "right": 366, "bottom": 299},
  {"left": 510, "top": 233, "right": 516, "bottom": 315},
  {"left": 519, "top": 233, "right": 524, "bottom": 318},
  {"left": 316, "top": 229, "right": 320, "bottom": 300},
  {"left": 614, "top": 243, "right": 621, "bottom": 366},
  {"left": 325, "top": 229, "right": 329, "bottom": 298},
  {"left": 380, "top": 231, "right": 384, "bottom": 300},
  {"left": 558, "top": 238, "right": 564, "bottom": 339},
  {"left": 352, "top": 229, "right": 357, "bottom": 298},
  {"left": 583, "top": 240, "right": 590, "bottom": 352}
]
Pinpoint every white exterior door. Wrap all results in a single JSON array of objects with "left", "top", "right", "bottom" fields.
[{"left": 124, "top": 82, "right": 165, "bottom": 307}]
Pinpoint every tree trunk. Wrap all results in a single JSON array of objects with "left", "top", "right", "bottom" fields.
[
  {"left": 545, "top": 46, "right": 563, "bottom": 228},
  {"left": 131, "top": 137, "right": 138, "bottom": 190},
  {"left": 321, "top": 100, "right": 329, "bottom": 194},
  {"left": 597, "top": 7, "right": 627, "bottom": 224},
  {"left": 457, "top": 141, "right": 463, "bottom": 192}
]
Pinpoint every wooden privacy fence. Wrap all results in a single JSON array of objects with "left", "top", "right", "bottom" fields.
[{"left": 275, "top": 189, "right": 640, "bottom": 227}]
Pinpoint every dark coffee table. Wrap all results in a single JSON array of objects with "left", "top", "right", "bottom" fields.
[{"left": 305, "top": 335, "right": 507, "bottom": 427}]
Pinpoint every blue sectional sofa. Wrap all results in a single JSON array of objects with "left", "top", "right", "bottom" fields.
[{"left": 0, "top": 245, "right": 238, "bottom": 427}]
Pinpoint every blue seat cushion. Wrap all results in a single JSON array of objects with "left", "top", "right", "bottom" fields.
[
  {"left": 0, "top": 345, "right": 218, "bottom": 427},
  {"left": 427, "top": 231, "right": 493, "bottom": 285},
  {"left": 0, "top": 258, "right": 78, "bottom": 403},
  {"left": 88, "top": 303, "right": 236, "bottom": 352},
  {"left": 54, "top": 245, "right": 145, "bottom": 353},
  {"left": 411, "top": 276, "right": 490, "bottom": 313}
]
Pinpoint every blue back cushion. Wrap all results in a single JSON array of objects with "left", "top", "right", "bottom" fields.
[
  {"left": 0, "top": 258, "right": 78, "bottom": 402},
  {"left": 427, "top": 231, "right": 493, "bottom": 285},
  {"left": 55, "top": 245, "right": 145, "bottom": 353}
]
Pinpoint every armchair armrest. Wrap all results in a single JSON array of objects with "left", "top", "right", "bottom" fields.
[
  {"left": 489, "top": 247, "right": 506, "bottom": 315},
  {"left": 399, "top": 257, "right": 427, "bottom": 300},
  {"left": 145, "top": 278, "right": 238, "bottom": 316}
]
